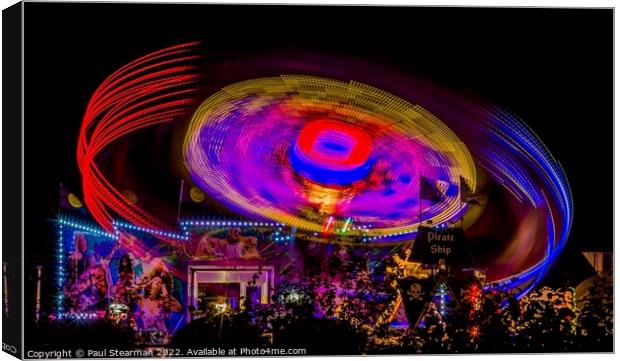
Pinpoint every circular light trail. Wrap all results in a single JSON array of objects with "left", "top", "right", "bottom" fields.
[
  {"left": 183, "top": 76, "right": 478, "bottom": 237},
  {"left": 77, "top": 42, "right": 201, "bottom": 236},
  {"left": 78, "top": 43, "right": 573, "bottom": 295}
]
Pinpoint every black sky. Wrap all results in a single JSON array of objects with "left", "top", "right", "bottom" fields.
[{"left": 24, "top": 3, "right": 613, "bottom": 271}]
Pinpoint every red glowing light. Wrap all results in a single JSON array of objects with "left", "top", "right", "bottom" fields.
[
  {"left": 296, "top": 119, "right": 373, "bottom": 170},
  {"left": 468, "top": 283, "right": 482, "bottom": 302},
  {"left": 469, "top": 325, "right": 481, "bottom": 341},
  {"left": 77, "top": 42, "right": 200, "bottom": 234}
]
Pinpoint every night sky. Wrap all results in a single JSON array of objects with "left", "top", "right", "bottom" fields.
[{"left": 24, "top": 3, "right": 612, "bottom": 274}]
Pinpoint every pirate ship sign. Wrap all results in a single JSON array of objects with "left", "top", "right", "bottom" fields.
[{"left": 414, "top": 226, "right": 466, "bottom": 264}]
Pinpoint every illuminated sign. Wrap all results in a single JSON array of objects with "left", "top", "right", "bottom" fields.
[{"left": 413, "top": 226, "right": 466, "bottom": 264}]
